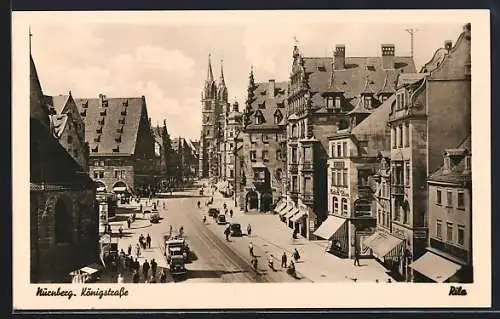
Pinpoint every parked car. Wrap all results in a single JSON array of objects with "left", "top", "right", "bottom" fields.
[
  {"left": 169, "top": 255, "right": 187, "bottom": 276},
  {"left": 208, "top": 208, "right": 220, "bottom": 218},
  {"left": 216, "top": 214, "right": 227, "bottom": 225},
  {"left": 229, "top": 223, "right": 242, "bottom": 237}
]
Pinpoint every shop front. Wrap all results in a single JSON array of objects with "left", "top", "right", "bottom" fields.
[
  {"left": 409, "top": 250, "right": 463, "bottom": 283},
  {"left": 313, "top": 215, "right": 349, "bottom": 258},
  {"left": 364, "top": 231, "right": 406, "bottom": 281}
]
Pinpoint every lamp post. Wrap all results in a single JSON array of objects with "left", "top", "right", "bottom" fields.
[{"left": 233, "top": 128, "right": 242, "bottom": 208}]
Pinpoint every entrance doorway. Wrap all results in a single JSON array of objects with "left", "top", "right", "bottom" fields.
[
  {"left": 246, "top": 190, "right": 258, "bottom": 211},
  {"left": 260, "top": 193, "right": 273, "bottom": 212}
]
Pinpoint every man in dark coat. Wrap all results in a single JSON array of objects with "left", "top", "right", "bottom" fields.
[
  {"left": 142, "top": 259, "right": 150, "bottom": 279},
  {"left": 281, "top": 252, "right": 287, "bottom": 268},
  {"left": 150, "top": 259, "right": 157, "bottom": 277},
  {"left": 146, "top": 234, "right": 152, "bottom": 249}
]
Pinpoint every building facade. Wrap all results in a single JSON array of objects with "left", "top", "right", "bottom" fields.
[
  {"left": 282, "top": 43, "right": 415, "bottom": 239},
  {"left": 237, "top": 72, "right": 287, "bottom": 213},
  {"left": 74, "top": 94, "right": 157, "bottom": 195},
  {"left": 388, "top": 24, "right": 471, "bottom": 281},
  {"left": 220, "top": 101, "right": 243, "bottom": 196},
  {"left": 30, "top": 54, "right": 98, "bottom": 283},
  {"left": 321, "top": 95, "right": 395, "bottom": 259},
  {"left": 45, "top": 93, "right": 89, "bottom": 170},
  {"left": 199, "top": 55, "right": 228, "bottom": 179}
]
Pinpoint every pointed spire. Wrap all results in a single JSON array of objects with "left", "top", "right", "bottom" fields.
[
  {"left": 29, "top": 25, "right": 32, "bottom": 55},
  {"left": 219, "top": 59, "right": 225, "bottom": 86},
  {"left": 206, "top": 53, "right": 214, "bottom": 84},
  {"left": 249, "top": 65, "right": 255, "bottom": 88}
]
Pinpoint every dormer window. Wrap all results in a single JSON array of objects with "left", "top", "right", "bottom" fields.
[
  {"left": 255, "top": 112, "right": 264, "bottom": 125},
  {"left": 122, "top": 100, "right": 128, "bottom": 107},
  {"left": 121, "top": 108, "right": 127, "bottom": 116},
  {"left": 396, "top": 91, "right": 406, "bottom": 110},
  {"left": 80, "top": 109, "right": 87, "bottom": 117},
  {"left": 118, "top": 117, "right": 126, "bottom": 125},
  {"left": 91, "top": 145, "right": 99, "bottom": 153},
  {"left": 98, "top": 117, "right": 105, "bottom": 125},
  {"left": 444, "top": 156, "right": 451, "bottom": 170},
  {"left": 465, "top": 156, "right": 471, "bottom": 170},
  {"left": 112, "top": 145, "right": 120, "bottom": 153},
  {"left": 94, "top": 134, "right": 101, "bottom": 142},
  {"left": 115, "top": 134, "right": 122, "bottom": 142},
  {"left": 100, "top": 108, "right": 107, "bottom": 116},
  {"left": 335, "top": 97, "right": 341, "bottom": 109},
  {"left": 274, "top": 110, "right": 283, "bottom": 124},
  {"left": 363, "top": 96, "right": 372, "bottom": 108}
]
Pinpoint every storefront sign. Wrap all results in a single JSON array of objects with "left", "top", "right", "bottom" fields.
[
  {"left": 331, "top": 187, "right": 349, "bottom": 197},
  {"left": 333, "top": 161, "right": 345, "bottom": 169},
  {"left": 414, "top": 230, "right": 427, "bottom": 239}
]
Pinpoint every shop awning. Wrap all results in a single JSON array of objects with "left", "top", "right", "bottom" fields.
[
  {"left": 313, "top": 215, "right": 346, "bottom": 240},
  {"left": 274, "top": 201, "right": 287, "bottom": 213},
  {"left": 364, "top": 231, "right": 404, "bottom": 259},
  {"left": 284, "top": 207, "right": 299, "bottom": 219},
  {"left": 409, "top": 252, "right": 462, "bottom": 282},
  {"left": 113, "top": 186, "right": 127, "bottom": 192},
  {"left": 290, "top": 210, "right": 307, "bottom": 223},
  {"left": 279, "top": 204, "right": 293, "bottom": 217}
]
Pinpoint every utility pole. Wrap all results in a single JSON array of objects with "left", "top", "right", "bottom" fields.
[{"left": 405, "top": 28, "right": 418, "bottom": 58}]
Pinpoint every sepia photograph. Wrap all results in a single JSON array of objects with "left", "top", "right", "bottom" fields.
[{"left": 12, "top": 10, "right": 491, "bottom": 309}]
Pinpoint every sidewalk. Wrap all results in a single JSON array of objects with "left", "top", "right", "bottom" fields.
[
  {"left": 209, "top": 189, "right": 392, "bottom": 283},
  {"left": 98, "top": 201, "right": 168, "bottom": 283}
]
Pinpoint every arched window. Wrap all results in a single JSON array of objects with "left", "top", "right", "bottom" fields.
[
  {"left": 292, "top": 124, "right": 297, "bottom": 138},
  {"left": 55, "top": 199, "right": 72, "bottom": 243},
  {"left": 341, "top": 198, "right": 348, "bottom": 215},
  {"left": 333, "top": 197, "right": 339, "bottom": 214}
]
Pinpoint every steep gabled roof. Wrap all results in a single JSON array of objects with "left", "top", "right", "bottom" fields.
[
  {"left": 351, "top": 95, "right": 395, "bottom": 137},
  {"left": 45, "top": 94, "right": 70, "bottom": 114},
  {"left": 245, "top": 81, "right": 287, "bottom": 130},
  {"left": 302, "top": 55, "right": 415, "bottom": 109},
  {"left": 50, "top": 114, "right": 69, "bottom": 138},
  {"left": 428, "top": 135, "right": 472, "bottom": 185},
  {"left": 74, "top": 96, "right": 145, "bottom": 155}
]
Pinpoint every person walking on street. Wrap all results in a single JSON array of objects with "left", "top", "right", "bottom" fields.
[
  {"left": 247, "top": 224, "right": 252, "bottom": 237},
  {"left": 127, "top": 218, "right": 131, "bottom": 229},
  {"left": 128, "top": 244, "right": 132, "bottom": 256},
  {"left": 150, "top": 275, "right": 156, "bottom": 283},
  {"left": 146, "top": 234, "right": 152, "bottom": 249},
  {"left": 135, "top": 243, "right": 141, "bottom": 258},
  {"left": 119, "top": 225, "right": 123, "bottom": 238},
  {"left": 132, "top": 270, "right": 139, "bottom": 283},
  {"left": 142, "top": 259, "right": 150, "bottom": 279},
  {"left": 293, "top": 248, "right": 300, "bottom": 261},
  {"left": 252, "top": 256, "right": 258, "bottom": 272},
  {"left": 117, "top": 273, "right": 124, "bottom": 283},
  {"left": 160, "top": 270, "right": 167, "bottom": 283},
  {"left": 151, "top": 258, "right": 157, "bottom": 277},
  {"left": 353, "top": 249, "right": 361, "bottom": 266},
  {"left": 249, "top": 242, "right": 254, "bottom": 257},
  {"left": 281, "top": 252, "right": 287, "bottom": 268},
  {"left": 229, "top": 209, "right": 233, "bottom": 218},
  {"left": 224, "top": 226, "right": 230, "bottom": 241}
]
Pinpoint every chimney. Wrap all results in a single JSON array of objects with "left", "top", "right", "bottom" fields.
[
  {"left": 381, "top": 44, "right": 395, "bottom": 69},
  {"left": 334, "top": 45, "right": 345, "bottom": 70},
  {"left": 268, "top": 79, "right": 276, "bottom": 99},
  {"left": 444, "top": 40, "right": 452, "bottom": 52}
]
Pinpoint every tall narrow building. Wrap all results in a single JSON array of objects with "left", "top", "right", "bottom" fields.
[{"left": 199, "top": 54, "right": 227, "bottom": 179}]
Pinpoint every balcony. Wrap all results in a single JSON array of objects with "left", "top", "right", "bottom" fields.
[
  {"left": 300, "top": 192, "right": 314, "bottom": 203},
  {"left": 289, "top": 163, "right": 298, "bottom": 174},
  {"left": 391, "top": 184, "right": 404, "bottom": 196},
  {"left": 301, "top": 162, "right": 314, "bottom": 171}
]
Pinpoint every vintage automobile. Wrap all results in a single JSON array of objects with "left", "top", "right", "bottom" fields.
[
  {"left": 169, "top": 255, "right": 187, "bottom": 276},
  {"left": 149, "top": 210, "right": 161, "bottom": 223},
  {"left": 229, "top": 222, "right": 243, "bottom": 237},
  {"left": 216, "top": 214, "right": 227, "bottom": 225},
  {"left": 165, "top": 238, "right": 190, "bottom": 263},
  {"left": 208, "top": 207, "right": 220, "bottom": 218}
]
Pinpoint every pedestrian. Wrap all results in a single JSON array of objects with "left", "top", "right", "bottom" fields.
[
  {"left": 127, "top": 218, "right": 131, "bottom": 229},
  {"left": 249, "top": 242, "right": 254, "bottom": 257},
  {"left": 140, "top": 203, "right": 143, "bottom": 214},
  {"left": 150, "top": 275, "right": 156, "bottom": 283},
  {"left": 224, "top": 226, "right": 230, "bottom": 241},
  {"left": 387, "top": 278, "right": 392, "bottom": 283},
  {"left": 119, "top": 225, "right": 123, "bottom": 238},
  {"left": 293, "top": 248, "right": 300, "bottom": 261},
  {"left": 146, "top": 234, "right": 152, "bottom": 249},
  {"left": 151, "top": 258, "right": 157, "bottom": 277},
  {"left": 353, "top": 249, "right": 360, "bottom": 266},
  {"left": 117, "top": 273, "right": 124, "bottom": 283},
  {"left": 281, "top": 252, "right": 287, "bottom": 268},
  {"left": 135, "top": 258, "right": 140, "bottom": 273},
  {"left": 132, "top": 270, "right": 139, "bottom": 283},
  {"left": 128, "top": 244, "right": 132, "bottom": 256},
  {"left": 159, "top": 269, "right": 167, "bottom": 283},
  {"left": 252, "top": 256, "right": 258, "bottom": 271},
  {"left": 169, "top": 225, "right": 173, "bottom": 235},
  {"left": 135, "top": 243, "right": 141, "bottom": 258},
  {"left": 163, "top": 201, "right": 166, "bottom": 209},
  {"left": 229, "top": 209, "right": 233, "bottom": 218},
  {"left": 247, "top": 224, "right": 252, "bottom": 237},
  {"left": 142, "top": 259, "right": 150, "bottom": 279}
]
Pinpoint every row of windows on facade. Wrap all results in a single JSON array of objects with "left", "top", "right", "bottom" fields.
[
  {"left": 93, "top": 169, "right": 127, "bottom": 179},
  {"left": 436, "top": 220, "right": 466, "bottom": 247},
  {"left": 391, "top": 162, "right": 411, "bottom": 186},
  {"left": 93, "top": 116, "right": 127, "bottom": 127},
  {"left": 289, "top": 175, "right": 312, "bottom": 193},
  {"left": 376, "top": 201, "right": 411, "bottom": 227},
  {"left": 254, "top": 111, "right": 283, "bottom": 125},
  {"left": 330, "top": 141, "right": 349, "bottom": 158},
  {"left": 330, "top": 168, "right": 348, "bottom": 187},
  {"left": 436, "top": 188, "right": 466, "bottom": 209},
  {"left": 81, "top": 107, "right": 128, "bottom": 118},
  {"left": 249, "top": 132, "right": 286, "bottom": 144},
  {"left": 391, "top": 122, "right": 411, "bottom": 149},
  {"left": 91, "top": 145, "right": 121, "bottom": 153},
  {"left": 289, "top": 122, "right": 309, "bottom": 139},
  {"left": 249, "top": 149, "right": 284, "bottom": 162},
  {"left": 289, "top": 146, "right": 313, "bottom": 164},
  {"left": 332, "top": 196, "right": 349, "bottom": 215}
]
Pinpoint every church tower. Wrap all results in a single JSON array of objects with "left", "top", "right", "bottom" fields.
[{"left": 199, "top": 54, "right": 220, "bottom": 178}]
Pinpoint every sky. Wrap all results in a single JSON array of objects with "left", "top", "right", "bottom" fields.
[{"left": 30, "top": 19, "right": 465, "bottom": 140}]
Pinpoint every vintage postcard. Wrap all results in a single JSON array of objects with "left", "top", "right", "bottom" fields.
[{"left": 12, "top": 10, "right": 491, "bottom": 310}]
